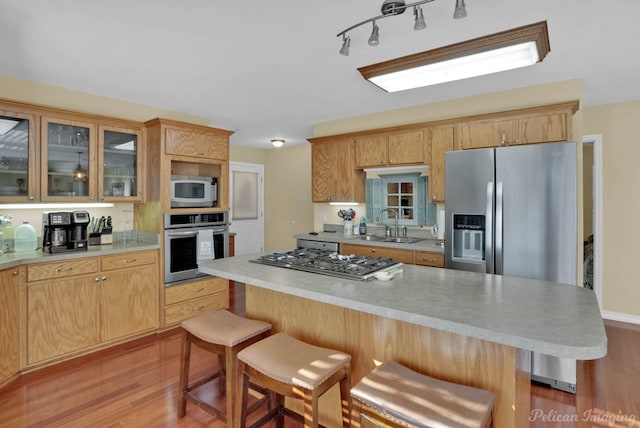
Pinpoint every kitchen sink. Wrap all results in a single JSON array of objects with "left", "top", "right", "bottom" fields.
[{"left": 360, "top": 235, "right": 425, "bottom": 244}]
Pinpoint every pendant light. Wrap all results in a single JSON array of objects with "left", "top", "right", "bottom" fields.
[{"left": 73, "top": 152, "right": 88, "bottom": 182}]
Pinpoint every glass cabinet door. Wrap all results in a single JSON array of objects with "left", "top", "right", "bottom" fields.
[
  {"left": 99, "top": 125, "right": 143, "bottom": 202},
  {"left": 42, "top": 117, "right": 96, "bottom": 201},
  {"left": 0, "top": 110, "right": 37, "bottom": 201}
]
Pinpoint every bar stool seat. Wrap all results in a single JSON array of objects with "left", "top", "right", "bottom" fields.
[
  {"left": 237, "top": 332, "right": 352, "bottom": 428},
  {"left": 178, "top": 309, "right": 271, "bottom": 426},
  {"left": 351, "top": 361, "right": 495, "bottom": 428}
]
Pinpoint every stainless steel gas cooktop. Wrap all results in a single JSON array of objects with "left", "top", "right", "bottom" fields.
[{"left": 250, "top": 248, "right": 403, "bottom": 281}]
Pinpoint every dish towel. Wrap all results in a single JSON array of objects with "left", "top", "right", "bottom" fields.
[{"left": 197, "top": 230, "right": 215, "bottom": 263}]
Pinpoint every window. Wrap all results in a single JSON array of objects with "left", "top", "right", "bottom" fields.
[{"left": 366, "top": 172, "right": 437, "bottom": 227}]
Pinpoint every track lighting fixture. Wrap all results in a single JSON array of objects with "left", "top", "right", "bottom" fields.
[{"left": 337, "top": 0, "right": 467, "bottom": 55}]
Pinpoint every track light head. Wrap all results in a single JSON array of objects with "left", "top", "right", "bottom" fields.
[
  {"left": 339, "top": 35, "right": 351, "bottom": 56},
  {"left": 368, "top": 22, "right": 380, "bottom": 46},
  {"left": 413, "top": 6, "right": 426, "bottom": 30},
  {"left": 454, "top": 0, "right": 467, "bottom": 19}
]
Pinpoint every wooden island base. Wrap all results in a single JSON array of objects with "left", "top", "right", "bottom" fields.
[{"left": 245, "top": 284, "right": 531, "bottom": 427}]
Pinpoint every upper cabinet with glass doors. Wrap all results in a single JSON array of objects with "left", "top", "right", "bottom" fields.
[
  {"left": 0, "top": 109, "right": 38, "bottom": 202},
  {"left": 99, "top": 125, "right": 144, "bottom": 202},
  {"left": 41, "top": 116, "right": 144, "bottom": 202}
]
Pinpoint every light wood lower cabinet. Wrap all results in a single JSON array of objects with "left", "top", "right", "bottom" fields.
[
  {"left": 414, "top": 251, "right": 445, "bottom": 268},
  {"left": 342, "top": 244, "right": 445, "bottom": 268},
  {"left": 27, "top": 273, "right": 101, "bottom": 365},
  {"left": 0, "top": 266, "right": 20, "bottom": 385},
  {"left": 341, "top": 243, "right": 415, "bottom": 265},
  {"left": 164, "top": 276, "right": 229, "bottom": 326},
  {"left": 100, "top": 251, "right": 158, "bottom": 342},
  {"left": 26, "top": 250, "right": 159, "bottom": 366}
]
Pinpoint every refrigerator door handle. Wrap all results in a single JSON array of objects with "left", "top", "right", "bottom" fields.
[
  {"left": 495, "top": 182, "right": 504, "bottom": 275},
  {"left": 485, "top": 182, "right": 494, "bottom": 274}
]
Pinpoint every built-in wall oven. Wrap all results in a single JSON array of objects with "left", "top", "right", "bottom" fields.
[{"left": 164, "top": 211, "right": 229, "bottom": 286}]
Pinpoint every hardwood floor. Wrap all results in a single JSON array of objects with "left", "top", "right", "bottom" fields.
[{"left": 1, "top": 282, "right": 638, "bottom": 427}]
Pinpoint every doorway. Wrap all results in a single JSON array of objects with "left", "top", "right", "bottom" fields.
[
  {"left": 583, "top": 134, "right": 602, "bottom": 308},
  {"left": 229, "top": 162, "right": 264, "bottom": 255}
]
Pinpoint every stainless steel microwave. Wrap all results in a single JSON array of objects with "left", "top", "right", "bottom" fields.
[{"left": 170, "top": 175, "right": 217, "bottom": 208}]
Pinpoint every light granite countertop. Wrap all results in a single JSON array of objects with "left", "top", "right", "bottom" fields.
[
  {"left": 199, "top": 254, "right": 607, "bottom": 360},
  {"left": 294, "top": 232, "right": 445, "bottom": 253},
  {"left": 0, "top": 237, "right": 160, "bottom": 270}
]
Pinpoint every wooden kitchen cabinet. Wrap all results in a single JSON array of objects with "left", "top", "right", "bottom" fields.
[
  {"left": 27, "top": 271, "right": 101, "bottom": 365},
  {"left": 414, "top": 251, "right": 445, "bottom": 268},
  {"left": 0, "top": 99, "right": 146, "bottom": 203},
  {"left": 164, "top": 276, "right": 229, "bottom": 326},
  {"left": 100, "top": 251, "right": 158, "bottom": 342},
  {"left": 165, "top": 127, "right": 229, "bottom": 160},
  {"left": 0, "top": 266, "right": 20, "bottom": 385},
  {"left": 341, "top": 243, "right": 415, "bottom": 265},
  {"left": 142, "top": 118, "right": 232, "bottom": 212},
  {"left": 428, "top": 125, "right": 455, "bottom": 203},
  {"left": 26, "top": 250, "right": 159, "bottom": 366},
  {"left": 458, "top": 102, "right": 577, "bottom": 150},
  {"left": 0, "top": 105, "right": 38, "bottom": 202},
  {"left": 309, "top": 136, "right": 365, "bottom": 203},
  {"left": 41, "top": 114, "right": 145, "bottom": 203},
  {"left": 355, "top": 129, "right": 425, "bottom": 168}
]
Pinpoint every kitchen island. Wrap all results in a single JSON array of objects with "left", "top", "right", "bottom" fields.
[{"left": 199, "top": 254, "right": 607, "bottom": 427}]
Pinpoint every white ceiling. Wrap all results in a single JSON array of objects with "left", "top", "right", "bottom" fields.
[{"left": 0, "top": 0, "right": 637, "bottom": 149}]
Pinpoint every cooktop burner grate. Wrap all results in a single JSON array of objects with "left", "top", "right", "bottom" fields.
[{"left": 250, "top": 248, "right": 403, "bottom": 281}]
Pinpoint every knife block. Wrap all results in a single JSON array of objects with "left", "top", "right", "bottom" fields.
[{"left": 88, "top": 232, "right": 102, "bottom": 246}]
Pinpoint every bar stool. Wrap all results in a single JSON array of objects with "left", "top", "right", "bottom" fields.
[
  {"left": 351, "top": 361, "right": 495, "bottom": 428},
  {"left": 237, "top": 332, "right": 352, "bottom": 428},
  {"left": 178, "top": 309, "right": 271, "bottom": 427}
]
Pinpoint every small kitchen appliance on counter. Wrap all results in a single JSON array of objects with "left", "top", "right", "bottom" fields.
[
  {"left": 42, "top": 210, "right": 90, "bottom": 253},
  {"left": 251, "top": 248, "right": 403, "bottom": 281}
]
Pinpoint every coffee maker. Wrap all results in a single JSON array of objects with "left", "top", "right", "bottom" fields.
[{"left": 42, "top": 211, "right": 90, "bottom": 253}]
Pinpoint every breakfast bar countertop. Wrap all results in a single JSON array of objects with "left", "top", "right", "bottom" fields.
[{"left": 199, "top": 254, "right": 607, "bottom": 361}]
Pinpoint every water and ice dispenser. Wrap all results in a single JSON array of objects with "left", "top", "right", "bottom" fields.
[{"left": 451, "top": 214, "right": 485, "bottom": 262}]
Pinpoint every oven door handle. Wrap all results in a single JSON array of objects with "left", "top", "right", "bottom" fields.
[{"left": 166, "top": 230, "right": 199, "bottom": 237}]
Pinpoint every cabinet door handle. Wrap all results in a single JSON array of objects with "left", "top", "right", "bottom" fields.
[
  {"left": 371, "top": 249, "right": 376, "bottom": 253},
  {"left": 55, "top": 267, "right": 73, "bottom": 272},
  {"left": 193, "top": 152, "right": 205, "bottom": 156},
  {"left": 95, "top": 277, "right": 101, "bottom": 282},
  {"left": 102, "top": 276, "right": 107, "bottom": 281},
  {"left": 12, "top": 270, "right": 18, "bottom": 276},
  {"left": 28, "top": 195, "right": 35, "bottom": 200},
  {"left": 389, "top": 159, "right": 393, "bottom": 164},
  {"left": 123, "top": 258, "right": 137, "bottom": 264},
  {"left": 192, "top": 287, "right": 205, "bottom": 293},
  {"left": 192, "top": 305, "right": 205, "bottom": 312}
]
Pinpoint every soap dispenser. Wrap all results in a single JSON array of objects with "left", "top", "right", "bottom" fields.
[{"left": 358, "top": 217, "right": 367, "bottom": 236}]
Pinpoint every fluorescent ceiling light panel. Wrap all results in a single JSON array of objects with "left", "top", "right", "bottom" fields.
[
  {"left": 359, "top": 21, "right": 550, "bottom": 92},
  {"left": 0, "top": 118, "right": 20, "bottom": 135}
]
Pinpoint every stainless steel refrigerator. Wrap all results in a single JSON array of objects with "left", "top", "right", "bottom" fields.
[{"left": 444, "top": 141, "right": 578, "bottom": 393}]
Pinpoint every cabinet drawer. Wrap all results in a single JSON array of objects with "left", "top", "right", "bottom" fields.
[
  {"left": 415, "top": 251, "right": 444, "bottom": 268},
  {"left": 165, "top": 128, "right": 229, "bottom": 160},
  {"left": 342, "top": 244, "right": 414, "bottom": 265},
  {"left": 165, "top": 292, "right": 229, "bottom": 325},
  {"left": 165, "top": 277, "right": 228, "bottom": 305},
  {"left": 101, "top": 250, "right": 158, "bottom": 271},
  {"left": 27, "top": 258, "right": 99, "bottom": 282}
]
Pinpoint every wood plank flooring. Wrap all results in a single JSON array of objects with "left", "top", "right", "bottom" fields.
[{"left": 0, "top": 282, "right": 638, "bottom": 427}]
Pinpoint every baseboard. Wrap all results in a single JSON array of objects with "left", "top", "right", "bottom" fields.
[{"left": 601, "top": 310, "right": 640, "bottom": 325}]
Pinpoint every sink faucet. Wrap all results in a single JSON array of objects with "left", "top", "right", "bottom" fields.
[{"left": 376, "top": 208, "right": 400, "bottom": 238}]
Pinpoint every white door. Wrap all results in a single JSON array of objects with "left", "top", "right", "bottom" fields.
[{"left": 229, "top": 162, "right": 264, "bottom": 255}]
